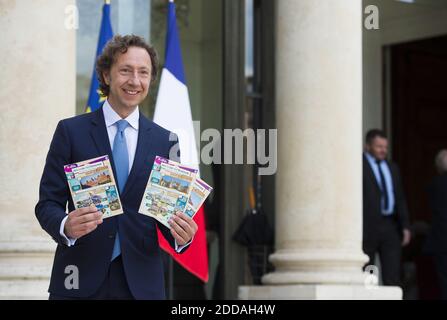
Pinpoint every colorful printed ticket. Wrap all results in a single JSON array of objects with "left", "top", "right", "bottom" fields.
[
  {"left": 64, "top": 155, "right": 123, "bottom": 219},
  {"left": 139, "top": 156, "right": 210, "bottom": 228},
  {"left": 184, "top": 178, "right": 213, "bottom": 218}
]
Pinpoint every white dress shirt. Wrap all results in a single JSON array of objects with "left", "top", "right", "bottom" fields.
[
  {"left": 60, "top": 100, "right": 190, "bottom": 252},
  {"left": 364, "top": 152, "right": 395, "bottom": 215}
]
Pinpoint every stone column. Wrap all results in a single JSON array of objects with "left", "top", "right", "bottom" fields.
[
  {"left": 0, "top": 0, "right": 75, "bottom": 299},
  {"left": 239, "top": 0, "right": 401, "bottom": 299}
]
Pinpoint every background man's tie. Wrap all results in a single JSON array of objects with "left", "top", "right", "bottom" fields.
[
  {"left": 376, "top": 159, "right": 390, "bottom": 213},
  {"left": 111, "top": 119, "right": 129, "bottom": 261}
]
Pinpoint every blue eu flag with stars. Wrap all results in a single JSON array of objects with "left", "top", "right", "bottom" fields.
[{"left": 85, "top": 1, "right": 113, "bottom": 113}]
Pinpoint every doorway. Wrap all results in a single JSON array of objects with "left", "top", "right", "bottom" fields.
[{"left": 391, "top": 35, "right": 447, "bottom": 299}]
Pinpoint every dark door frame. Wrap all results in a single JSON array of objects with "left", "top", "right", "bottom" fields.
[{"left": 221, "top": 0, "right": 276, "bottom": 299}]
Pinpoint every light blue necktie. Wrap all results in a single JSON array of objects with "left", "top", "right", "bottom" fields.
[{"left": 111, "top": 119, "right": 129, "bottom": 261}]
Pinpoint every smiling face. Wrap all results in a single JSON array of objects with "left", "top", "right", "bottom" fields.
[{"left": 103, "top": 46, "right": 152, "bottom": 117}]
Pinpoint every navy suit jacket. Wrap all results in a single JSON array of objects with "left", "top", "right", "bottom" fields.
[
  {"left": 35, "top": 107, "right": 184, "bottom": 299},
  {"left": 424, "top": 173, "right": 447, "bottom": 254}
]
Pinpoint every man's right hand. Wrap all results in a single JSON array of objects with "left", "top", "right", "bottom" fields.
[{"left": 64, "top": 205, "right": 103, "bottom": 239}]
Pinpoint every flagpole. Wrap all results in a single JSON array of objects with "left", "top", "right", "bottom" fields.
[
  {"left": 156, "top": 0, "right": 209, "bottom": 289},
  {"left": 168, "top": 255, "right": 174, "bottom": 299},
  {"left": 165, "top": 0, "right": 174, "bottom": 300}
]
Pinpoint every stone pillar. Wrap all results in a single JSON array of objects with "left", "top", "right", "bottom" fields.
[
  {"left": 0, "top": 0, "right": 75, "bottom": 299},
  {"left": 239, "top": 0, "right": 402, "bottom": 299}
]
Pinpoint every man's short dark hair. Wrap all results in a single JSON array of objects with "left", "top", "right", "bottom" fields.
[
  {"left": 96, "top": 34, "right": 159, "bottom": 96},
  {"left": 365, "top": 129, "right": 387, "bottom": 145}
]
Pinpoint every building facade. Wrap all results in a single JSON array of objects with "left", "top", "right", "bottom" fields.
[{"left": 1, "top": 0, "right": 447, "bottom": 299}]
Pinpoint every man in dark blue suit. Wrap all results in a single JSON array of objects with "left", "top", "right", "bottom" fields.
[
  {"left": 363, "top": 129, "right": 411, "bottom": 286},
  {"left": 35, "top": 35, "right": 197, "bottom": 300}
]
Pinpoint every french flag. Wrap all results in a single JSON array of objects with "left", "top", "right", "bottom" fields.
[{"left": 154, "top": 0, "right": 209, "bottom": 283}]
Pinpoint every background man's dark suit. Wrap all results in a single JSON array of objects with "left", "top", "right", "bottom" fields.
[
  {"left": 363, "top": 155, "right": 410, "bottom": 285},
  {"left": 35, "top": 107, "right": 183, "bottom": 299},
  {"left": 424, "top": 173, "right": 447, "bottom": 298}
]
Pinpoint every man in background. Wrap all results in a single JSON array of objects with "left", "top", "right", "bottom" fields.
[
  {"left": 424, "top": 149, "right": 447, "bottom": 299},
  {"left": 363, "top": 129, "right": 411, "bottom": 286}
]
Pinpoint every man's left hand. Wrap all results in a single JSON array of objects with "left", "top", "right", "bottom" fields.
[
  {"left": 168, "top": 212, "right": 198, "bottom": 246},
  {"left": 402, "top": 228, "right": 411, "bottom": 247}
]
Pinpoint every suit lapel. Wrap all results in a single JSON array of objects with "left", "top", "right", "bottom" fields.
[
  {"left": 121, "top": 113, "right": 155, "bottom": 198},
  {"left": 89, "top": 107, "right": 119, "bottom": 185},
  {"left": 363, "top": 154, "right": 381, "bottom": 192}
]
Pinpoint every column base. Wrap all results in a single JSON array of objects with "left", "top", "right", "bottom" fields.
[
  {"left": 263, "top": 249, "right": 370, "bottom": 285},
  {"left": 238, "top": 284, "right": 402, "bottom": 300},
  {"left": 0, "top": 280, "right": 51, "bottom": 300},
  {"left": 0, "top": 239, "right": 55, "bottom": 300}
]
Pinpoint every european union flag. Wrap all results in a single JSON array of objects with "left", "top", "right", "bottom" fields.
[{"left": 85, "top": 1, "right": 113, "bottom": 113}]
